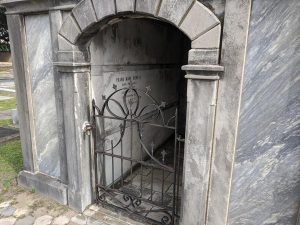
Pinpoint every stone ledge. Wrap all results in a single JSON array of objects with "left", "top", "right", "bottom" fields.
[
  {"left": 182, "top": 64, "right": 224, "bottom": 72},
  {"left": 185, "top": 74, "right": 220, "bottom": 80},
  {"left": 18, "top": 171, "right": 68, "bottom": 205}
]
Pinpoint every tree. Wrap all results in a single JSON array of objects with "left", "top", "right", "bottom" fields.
[{"left": 0, "top": 7, "right": 10, "bottom": 52}]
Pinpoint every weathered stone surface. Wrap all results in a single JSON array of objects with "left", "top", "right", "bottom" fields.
[
  {"left": 18, "top": 171, "right": 68, "bottom": 206},
  {"left": 115, "top": 0, "right": 135, "bottom": 12},
  {"left": 135, "top": 0, "right": 161, "bottom": 15},
  {"left": 59, "top": 15, "right": 82, "bottom": 44},
  {"left": 0, "top": 201, "right": 12, "bottom": 209},
  {"left": 181, "top": 80, "right": 218, "bottom": 225},
  {"left": 13, "top": 208, "right": 29, "bottom": 218},
  {"left": 0, "top": 207, "right": 16, "bottom": 217},
  {"left": 83, "top": 209, "right": 95, "bottom": 217},
  {"left": 52, "top": 216, "right": 70, "bottom": 225},
  {"left": 15, "top": 216, "right": 35, "bottom": 225},
  {"left": 6, "top": 15, "right": 34, "bottom": 172},
  {"left": 188, "top": 49, "right": 220, "bottom": 65},
  {"left": 25, "top": 14, "right": 60, "bottom": 178},
  {"left": 158, "top": 0, "right": 194, "bottom": 25},
  {"left": 0, "top": 218, "right": 16, "bottom": 225},
  {"left": 91, "top": 0, "right": 115, "bottom": 21},
  {"left": 71, "top": 214, "right": 87, "bottom": 225},
  {"left": 33, "top": 215, "right": 53, "bottom": 225},
  {"left": 192, "top": 24, "right": 221, "bottom": 48},
  {"left": 180, "top": 1, "right": 220, "bottom": 40},
  {"left": 72, "top": 0, "right": 97, "bottom": 31},
  {"left": 205, "top": 1, "right": 252, "bottom": 225},
  {"left": 227, "top": 0, "right": 300, "bottom": 224}
]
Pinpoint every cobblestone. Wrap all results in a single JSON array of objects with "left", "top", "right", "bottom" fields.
[{"left": 0, "top": 191, "right": 147, "bottom": 225}]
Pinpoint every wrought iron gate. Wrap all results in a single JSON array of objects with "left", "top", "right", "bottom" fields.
[{"left": 92, "top": 83, "right": 184, "bottom": 225}]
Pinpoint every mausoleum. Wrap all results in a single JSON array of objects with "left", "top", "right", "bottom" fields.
[{"left": 0, "top": 0, "right": 299, "bottom": 224}]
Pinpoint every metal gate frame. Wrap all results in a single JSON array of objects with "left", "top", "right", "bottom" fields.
[{"left": 91, "top": 84, "right": 184, "bottom": 225}]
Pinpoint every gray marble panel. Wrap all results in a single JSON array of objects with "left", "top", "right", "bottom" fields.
[
  {"left": 25, "top": 14, "right": 60, "bottom": 178},
  {"left": 228, "top": 0, "right": 300, "bottom": 224}
]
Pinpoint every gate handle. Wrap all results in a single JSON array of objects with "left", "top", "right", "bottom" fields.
[{"left": 82, "top": 121, "right": 93, "bottom": 136}]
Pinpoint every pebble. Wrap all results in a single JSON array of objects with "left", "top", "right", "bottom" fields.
[
  {"left": 0, "top": 202, "right": 12, "bottom": 209},
  {"left": 15, "top": 216, "right": 35, "bottom": 225},
  {"left": 0, "top": 206, "right": 16, "bottom": 217},
  {"left": 52, "top": 216, "right": 70, "bottom": 225},
  {"left": 0, "top": 217, "right": 17, "bottom": 225},
  {"left": 33, "top": 215, "right": 53, "bottom": 225},
  {"left": 14, "top": 209, "right": 29, "bottom": 218}
]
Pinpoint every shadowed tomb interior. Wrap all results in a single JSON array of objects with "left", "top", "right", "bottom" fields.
[{"left": 89, "top": 18, "right": 190, "bottom": 224}]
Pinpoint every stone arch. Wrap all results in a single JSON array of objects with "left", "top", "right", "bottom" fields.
[{"left": 58, "top": 0, "right": 221, "bottom": 50}]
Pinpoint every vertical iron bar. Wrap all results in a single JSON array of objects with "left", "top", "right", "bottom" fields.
[
  {"left": 176, "top": 137, "right": 182, "bottom": 215},
  {"left": 130, "top": 119, "right": 133, "bottom": 185},
  {"left": 140, "top": 144, "right": 143, "bottom": 198},
  {"left": 161, "top": 169, "right": 165, "bottom": 204},
  {"left": 172, "top": 108, "right": 178, "bottom": 223},
  {"left": 111, "top": 140, "right": 115, "bottom": 189},
  {"left": 92, "top": 100, "right": 99, "bottom": 199},
  {"left": 121, "top": 136, "right": 124, "bottom": 187},
  {"left": 151, "top": 167, "right": 154, "bottom": 201}
]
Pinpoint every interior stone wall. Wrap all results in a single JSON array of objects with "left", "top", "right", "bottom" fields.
[{"left": 228, "top": 0, "right": 300, "bottom": 224}]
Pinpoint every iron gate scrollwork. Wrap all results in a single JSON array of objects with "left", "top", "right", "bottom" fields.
[{"left": 92, "top": 82, "right": 184, "bottom": 225}]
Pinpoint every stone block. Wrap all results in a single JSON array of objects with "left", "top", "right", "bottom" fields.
[
  {"left": 18, "top": 171, "right": 68, "bottom": 205},
  {"left": 135, "top": 0, "right": 161, "bottom": 15},
  {"left": 57, "top": 51, "right": 90, "bottom": 64},
  {"left": 192, "top": 24, "right": 221, "bottom": 48},
  {"left": 116, "top": 0, "right": 135, "bottom": 13},
  {"left": 72, "top": 0, "right": 97, "bottom": 31},
  {"left": 58, "top": 34, "right": 74, "bottom": 51},
  {"left": 188, "top": 49, "right": 220, "bottom": 65},
  {"left": 158, "top": 0, "right": 194, "bottom": 25},
  {"left": 59, "top": 15, "right": 82, "bottom": 45},
  {"left": 92, "top": 0, "right": 115, "bottom": 21},
  {"left": 180, "top": 1, "right": 220, "bottom": 40}
]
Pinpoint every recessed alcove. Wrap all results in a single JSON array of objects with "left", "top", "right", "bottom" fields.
[{"left": 89, "top": 18, "right": 190, "bottom": 224}]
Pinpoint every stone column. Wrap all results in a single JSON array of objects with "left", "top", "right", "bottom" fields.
[
  {"left": 55, "top": 53, "right": 93, "bottom": 211},
  {"left": 6, "top": 14, "right": 34, "bottom": 172},
  {"left": 180, "top": 49, "right": 223, "bottom": 225}
]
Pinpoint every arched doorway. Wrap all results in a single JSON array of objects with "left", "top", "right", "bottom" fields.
[
  {"left": 89, "top": 18, "right": 190, "bottom": 224},
  {"left": 57, "top": 1, "right": 223, "bottom": 224}
]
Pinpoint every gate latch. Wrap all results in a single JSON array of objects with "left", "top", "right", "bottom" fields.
[{"left": 82, "top": 121, "right": 93, "bottom": 136}]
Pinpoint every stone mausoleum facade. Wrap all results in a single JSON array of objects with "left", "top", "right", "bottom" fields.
[{"left": 0, "top": 0, "right": 299, "bottom": 224}]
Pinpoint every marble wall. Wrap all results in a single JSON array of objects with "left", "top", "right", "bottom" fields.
[
  {"left": 25, "top": 14, "right": 60, "bottom": 178},
  {"left": 228, "top": 0, "right": 300, "bottom": 224}
]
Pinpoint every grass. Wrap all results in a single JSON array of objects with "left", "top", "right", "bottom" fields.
[
  {"left": 0, "top": 119, "right": 13, "bottom": 127},
  {"left": 0, "top": 97, "right": 16, "bottom": 112},
  {"left": 0, "top": 140, "right": 23, "bottom": 193}
]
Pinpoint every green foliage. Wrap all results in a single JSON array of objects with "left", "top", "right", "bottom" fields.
[
  {"left": 0, "top": 140, "right": 23, "bottom": 192},
  {"left": 0, "top": 7, "right": 9, "bottom": 52},
  {"left": 0, "top": 97, "right": 16, "bottom": 111},
  {"left": 0, "top": 119, "right": 13, "bottom": 127}
]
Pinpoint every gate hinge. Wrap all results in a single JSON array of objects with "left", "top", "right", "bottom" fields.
[{"left": 82, "top": 121, "right": 93, "bottom": 136}]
